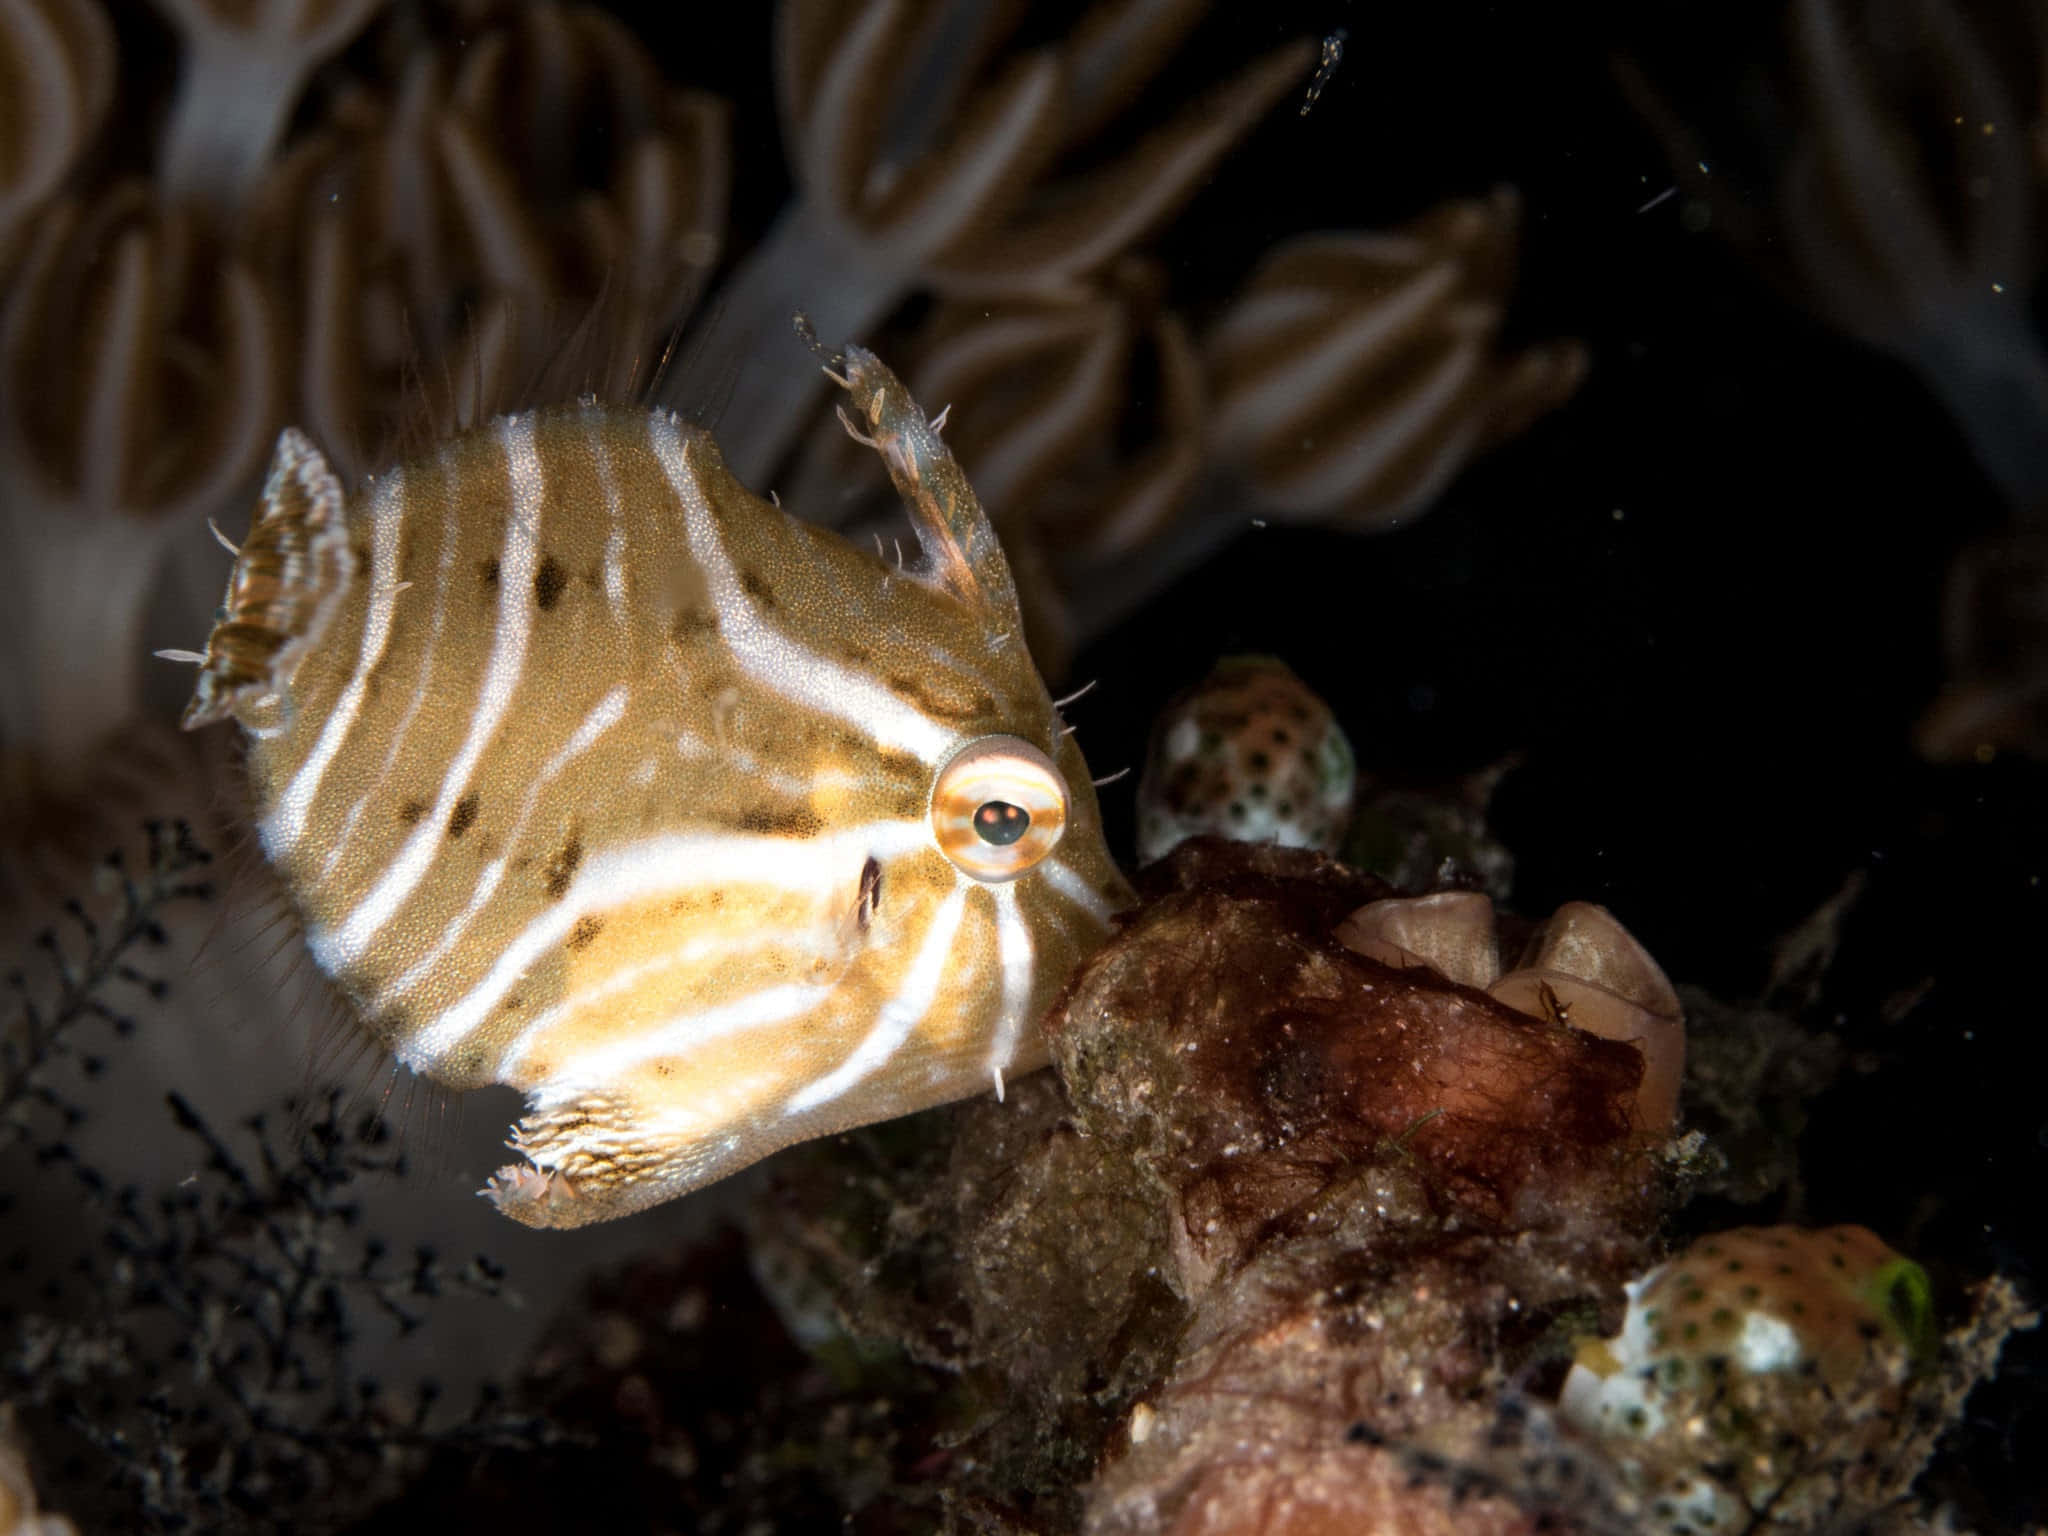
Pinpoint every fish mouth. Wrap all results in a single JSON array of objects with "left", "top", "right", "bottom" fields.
[
  {"left": 481, "top": 1094, "right": 638, "bottom": 1229},
  {"left": 482, "top": 1109, "right": 587, "bottom": 1228},
  {"left": 482, "top": 1155, "right": 581, "bottom": 1225},
  {"left": 482, "top": 1089, "right": 698, "bottom": 1229}
]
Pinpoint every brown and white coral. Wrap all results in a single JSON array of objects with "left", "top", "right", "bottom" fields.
[{"left": 0, "top": 0, "right": 1581, "bottom": 856}]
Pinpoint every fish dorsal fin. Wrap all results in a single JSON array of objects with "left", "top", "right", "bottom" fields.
[
  {"left": 184, "top": 428, "right": 356, "bottom": 730},
  {"left": 799, "top": 319, "right": 1021, "bottom": 623}
]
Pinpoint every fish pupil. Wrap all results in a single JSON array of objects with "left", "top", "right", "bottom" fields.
[{"left": 973, "top": 800, "right": 1030, "bottom": 845}]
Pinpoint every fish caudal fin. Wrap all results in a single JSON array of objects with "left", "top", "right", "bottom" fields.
[{"left": 183, "top": 428, "right": 356, "bottom": 731}]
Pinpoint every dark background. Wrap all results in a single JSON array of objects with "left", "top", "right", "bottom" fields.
[
  {"left": 911, "top": 1, "right": 2045, "bottom": 1522},
  {"left": 637, "top": 2, "right": 2048, "bottom": 1521}
]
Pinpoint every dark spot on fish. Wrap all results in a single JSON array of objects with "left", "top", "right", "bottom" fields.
[
  {"left": 479, "top": 557, "right": 500, "bottom": 589},
  {"left": 740, "top": 568, "right": 778, "bottom": 609},
  {"left": 581, "top": 565, "right": 601, "bottom": 588},
  {"left": 856, "top": 856, "right": 882, "bottom": 932},
  {"left": 398, "top": 798, "right": 427, "bottom": 825},
  {"left": 840, "top": 641, "right": 873, "bottom": 665},
  {"left": 447, "top": 793, "right": 481, "bottom": 838},
  {"left": 876, "top": 748, "right": 923, "bottom": 782},
  {"left": 885, "top": 673, "right": 994, "bottom": 723},
  {"left": 543, "top": 831, "right": 583, "bottom": 899},
  {"left": 567, "top": 915, "right": 605, "bottom": 951},
  {"left": 739, "top": 805, "right": 823, "bottom": 837},
  {"left": 671, "top": 606, "right": 718, "bottom": 639},
  {"left": 534, "top": 554, "right": 568, "bottom": 611}
]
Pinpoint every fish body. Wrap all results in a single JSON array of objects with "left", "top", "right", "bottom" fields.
[{"left": 182, "top": 348, "right": 1130, "bottom": 1227}]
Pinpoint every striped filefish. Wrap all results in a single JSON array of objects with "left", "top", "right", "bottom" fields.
[{"left": 177, "top": 342, "right": 1132, "bottom": 1228}]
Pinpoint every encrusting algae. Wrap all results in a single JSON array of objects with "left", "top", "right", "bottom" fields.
[{"left": 707, "top": 837, "right": 2029, "bottom": 1535}]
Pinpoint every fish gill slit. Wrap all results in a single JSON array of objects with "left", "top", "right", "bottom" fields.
[{"left": 855, "top": 854, "right": 883, "bottom": 933}]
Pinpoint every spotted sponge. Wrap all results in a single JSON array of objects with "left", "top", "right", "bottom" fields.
[
  {"left": 1561, "top": 1224, "right": 1935, "bottom": 1535},
  {"left": 1136, "top": 656, "right": 1355, "bottom": 864}
]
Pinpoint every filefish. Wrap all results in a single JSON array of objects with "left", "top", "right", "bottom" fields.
[{"left": 177, "top": 339, "right": 1132, "bottom": 1228}]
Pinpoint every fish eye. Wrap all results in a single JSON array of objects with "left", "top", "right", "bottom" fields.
[{"left": 931, "top": 736, "right": 1068, "bottom": 881}]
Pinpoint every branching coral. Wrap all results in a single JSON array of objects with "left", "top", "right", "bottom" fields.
[
  {"left": 1206, "top": 188, "right": 1588, "bottom": 532},
  {"left": 1625, "top": 0, "right": 2048, "bottom": 759},
  {"left": 1, "top": 817, "right": 211, "bottom": 1141},
  {"left": 3, "top": 1087, "right": 555, "bottom": 1533},
  {"left": 699, "top": 0, "right": 1316, "bottom": 489},
  {"left": 149, "top": 0, "right": 389, "bottom": 213},
  {"left": 0, "top": 0, "right": 1581, "bottom": 790},
  {"left": 0, "top": 187, "right": 276, "bottom": 777},
  {"left": 245, "top": 1, "right": 729, "bottom": 475},
  {"left": 0, "top": 0, "right": 112, "bottom": 276},
  {"left": 0, "top": 0, "right": 729, "bottom": 791},
  {"left": 785, "top": 183, "right": 1585, "bottom": 662},
  {"left": 1634, "top": 0, "right": 2045, "bottom": 501}
]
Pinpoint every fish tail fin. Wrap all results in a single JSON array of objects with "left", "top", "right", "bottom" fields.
[{"left": 182, "top": 429, "right": 354, "bottom": 731}]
